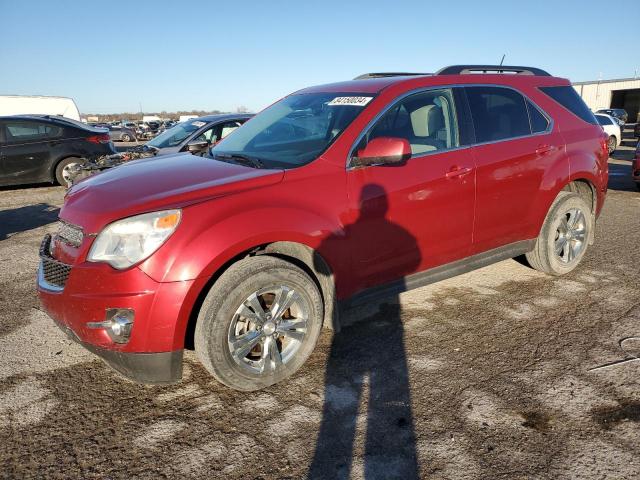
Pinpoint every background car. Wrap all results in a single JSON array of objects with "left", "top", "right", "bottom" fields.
[
  {"left": 596, "top": 108, "right": 628, "bottom": 125},
  {"left": 0, "top": 114, "right": 116, "bottom": 186},
  {"left": 594, "top": 113, "right": 622, "bottom": 153},
  {"left": 134, "top": 113, "right": 253, "bottom": 156},
  {"left": 106, "top": 125, "right": 137, "bottom": 142}
]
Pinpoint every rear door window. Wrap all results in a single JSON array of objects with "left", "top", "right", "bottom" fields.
[
  {"left": 465, "top": 86, "right": 531, "bottom": 143},
  {"left": 539, "top": 86, "right": 598, "bottom": 125}
]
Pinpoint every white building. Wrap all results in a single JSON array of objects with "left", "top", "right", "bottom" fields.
[{"left": 573, "top": 78, "right": 640, "bottom": 122}]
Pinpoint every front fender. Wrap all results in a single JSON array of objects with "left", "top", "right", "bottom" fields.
[{"left": 139, "top": 202, "right": 345, "bottom": 284}]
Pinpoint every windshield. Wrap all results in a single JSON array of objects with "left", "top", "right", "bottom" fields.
[
  {"left": 210, "top": 92, "right": 373, "bottom": 168},
  {"left": 147, "top": 119, "right": 208, "bottom": 148}
]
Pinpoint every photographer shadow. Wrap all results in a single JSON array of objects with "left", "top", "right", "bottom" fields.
[{"left": 310, "top": 183, "right": 421, "bottom": 479}]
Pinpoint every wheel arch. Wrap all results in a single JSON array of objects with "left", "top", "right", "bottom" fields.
[
  {"left": 51, "top": 154, "right": 85, "bottom": 183},
  {"left": 182, "top": 240, "right": 339, "bottom": 352},
  {"left": 563, "top": 178, "right": 596, "bottom": 214}
]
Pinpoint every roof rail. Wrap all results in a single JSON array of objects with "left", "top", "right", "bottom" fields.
[
  {"left": 354, "top": 72, "right": 432, "bottom": 80},
  {"left": 436, "top": 65, "right": 551, "bottom": 77}
]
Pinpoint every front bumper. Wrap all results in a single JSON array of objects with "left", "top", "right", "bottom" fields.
[
  {"left": 37, "top": 234, "right": 196, "bottom": 384},
  {"left": 55, "top": 320, "right": 182, "bottom": 383}
]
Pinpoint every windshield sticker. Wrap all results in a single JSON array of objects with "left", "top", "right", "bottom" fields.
[
  {"left": 327, "top": 96, "right": 373, "bottom": 107},
  {"left": 191, "top": 121, "right": 206, "bottom": 127}
]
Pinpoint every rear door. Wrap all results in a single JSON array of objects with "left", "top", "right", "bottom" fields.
[
  {"left": 465, "top": 86, "right": 565, "bottom": 253},
  {"left": 0, "top": 119, "right": 61, "bottom": 184}
]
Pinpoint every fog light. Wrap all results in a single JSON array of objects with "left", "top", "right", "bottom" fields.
[
  {"left": 106, "top": 308, "right": 134, "bottom": 344},
  {"left": 87, "top": 308, "right": 134, "bottom": 344}
]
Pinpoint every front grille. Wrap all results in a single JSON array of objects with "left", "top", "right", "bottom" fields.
[
  {"left": 56, "top": 221, "right": 84, "bottom": 247},
  {"left": 39, "top": 235, "right": 72, "bottom": 289}
]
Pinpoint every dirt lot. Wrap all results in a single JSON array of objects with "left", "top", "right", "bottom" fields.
[{"left": 1, "top": 129, "right": 639, "bottom": 479}]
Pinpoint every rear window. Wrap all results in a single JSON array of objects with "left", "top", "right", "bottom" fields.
[
  {"left": 540, "top": 86, "right": 598, "bottom": 125},
  {"left": 595, "top": 115, "right": 612, "bottom": 126}
]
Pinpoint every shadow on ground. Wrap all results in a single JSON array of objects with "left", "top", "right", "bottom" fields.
[{"left": 0, "top": 204, "right": 59, "bottom": 241}]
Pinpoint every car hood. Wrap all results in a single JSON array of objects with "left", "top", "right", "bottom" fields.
[{"left": 62, "top": 153, "right": 284, "bottom": 233}]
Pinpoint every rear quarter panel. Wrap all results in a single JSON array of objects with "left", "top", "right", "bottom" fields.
[{"left": 524, "top": 86, "right": 608, "bottom": 231}]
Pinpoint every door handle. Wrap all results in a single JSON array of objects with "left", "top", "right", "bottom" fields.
[
  {"left": 445, "top": 166, "right": 473, "bottom": 179},
  {"left": 535, "top": 144, "right": 555, "bottom": 155}
]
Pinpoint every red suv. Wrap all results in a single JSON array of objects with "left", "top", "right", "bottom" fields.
[{"left": 38, "top": 65, "right": 609, "bottom": 390}]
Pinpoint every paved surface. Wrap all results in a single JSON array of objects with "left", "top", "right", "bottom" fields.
[{"left": 0, "top": 128, "right": 638, "bottom": 479}]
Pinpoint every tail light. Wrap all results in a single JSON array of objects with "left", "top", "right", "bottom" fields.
[
  {"left": 598, "top": 134, "right": 609, "bottom": 160},
  {"left": 86, "top": 134, "right": 111, "bottom": 144}
]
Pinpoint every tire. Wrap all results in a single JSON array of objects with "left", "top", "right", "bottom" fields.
[
  {"left": 121, "top": 133, "right": 132, "bottom": 142},
  {"left": 195, "top": 255, "right": 323, "bottom": 391},
  {"left": 607, "top": 135, "right": 617, "bottom": 154},
  {"left": 525, "top": 192, "right": 592, "bottom": 276},
  {"left": 54, "top": 157, "right": 83, "bottom": 187}
]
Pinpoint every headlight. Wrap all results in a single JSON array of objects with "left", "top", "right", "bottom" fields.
[{"left": 88, "top": 210, "right": 181, "bottom": 269}]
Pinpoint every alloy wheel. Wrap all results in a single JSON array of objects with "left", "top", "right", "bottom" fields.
[
  {"left": 61, "top": 162, "right": 79, "bottom": 187},
  {"left": 227, "top": 285, "right": 309, "bottom": 375},
  {"left": 554, "top": 208, "right": 586, "bottom": 263}
]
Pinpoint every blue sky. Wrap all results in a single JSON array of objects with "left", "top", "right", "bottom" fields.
[{"left": 1, "top": 0, "right": 638, "bottom": 114}]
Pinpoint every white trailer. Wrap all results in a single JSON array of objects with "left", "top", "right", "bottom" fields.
[{"left": 0, "top": 95, "right": 81, "bottom": 120}]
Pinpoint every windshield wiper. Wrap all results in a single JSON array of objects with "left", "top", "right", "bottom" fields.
[{"left": 213, "top": 153, "right": 264, "bottom": 169}]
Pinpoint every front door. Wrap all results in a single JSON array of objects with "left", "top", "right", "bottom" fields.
[{"left": 346, "top": 88, "right": 476, "bottom": 292}]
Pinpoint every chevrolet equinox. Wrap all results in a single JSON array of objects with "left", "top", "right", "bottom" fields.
[{"left": 38, "top": 65, "right": 609, "bottom": 390}]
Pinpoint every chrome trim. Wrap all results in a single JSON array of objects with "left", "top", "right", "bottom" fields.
[
  {"left": 37, "top": 260, "right": 64, "bottom": 292},
  {"left": 56, "top": 220, "right": 84, "bottom": 247},
  {"left": 346, "top": 83, "right": 555, "bottom": 169}
]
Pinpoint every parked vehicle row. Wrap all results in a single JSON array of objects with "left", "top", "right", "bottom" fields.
[
  {"left": 37, "top": 65, "right": 609, "bottom": 391},
  {"left": 65, "top": 114, "right": 252, "bottom": 185}
]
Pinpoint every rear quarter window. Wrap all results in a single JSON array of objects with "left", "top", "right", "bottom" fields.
[
  {"left": 526, "top": 99, "right": 550, "bottom": 133},
  {"left": 540, "top": 86, "right": 598, "bottom": 125}
]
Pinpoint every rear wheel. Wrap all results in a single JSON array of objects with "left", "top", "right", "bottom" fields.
[
  {"left": 195, "top": 256, "right": 323, "bottom": 391},
  {"left": 525, "top": 192, "right": 592, "bottom": 275},
  {"left": 121, "top": 133, "right": 132, "bottom": 142},
  {"left": 607, "top": 135, "right": 617, "bottom": 154},
  {"left": 55, "top": 157, "right": 83, "bottom": 187}
]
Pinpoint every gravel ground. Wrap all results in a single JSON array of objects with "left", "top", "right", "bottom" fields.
[{"left": 0, "top": 129, "right": 639, "bottom": 479}]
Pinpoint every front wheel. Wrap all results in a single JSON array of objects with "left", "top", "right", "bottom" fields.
[
  {"left": 195, "top": 256, "right": 323, "bottom": 391},
  {"left": 607, "top": 135, "right": 617, "bottom": 154},
  {"left": 121, "top": 133, "right": 132, "bottom": 142},
  {"left": 525, "top": 192, "right": 592, "bottom": 275}
]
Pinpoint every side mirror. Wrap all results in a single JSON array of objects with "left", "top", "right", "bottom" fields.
[
  {"left": 186, "top": 140, "right": 209, "bottom": 153},
  {"left": 351, "top": 137, "right": 411, "bottom": 168}
]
